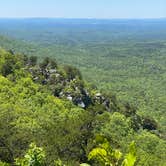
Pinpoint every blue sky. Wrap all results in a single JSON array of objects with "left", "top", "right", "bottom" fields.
[{"left": 0, "top": 0, "right": 165, "bottom": 19}]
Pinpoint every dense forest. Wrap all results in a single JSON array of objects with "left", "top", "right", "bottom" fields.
[
  {"left": 0, "top": 48, "right": 165, "bottom": 165},
  {"left": 0, "top": 19, "right": 165, "bottom": 134},
  {"left": 0, "top": 19, "right": 166, "bottom": 165}
]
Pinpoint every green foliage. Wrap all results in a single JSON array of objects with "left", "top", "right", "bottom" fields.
[
  {"left": 0, "top": 19, "right": 166, "bottom": 134},
  {"left": 122, "top": 142, "right": 136, "bottom": 166},
  {"left": 39, "top": 57, "right": 57, "bottom": 70},
  {"left": 15, "top": 143, "right": 45, "bottom": 166},
  {"left": 87, "top": 136, "right": 136, "bottom": 166},
  {"left": 0, "top": 51, "right": 93, "bottom": 164},
  {"left": 88, "top": 147, "right": 109, "bottom": 165},
  {"left": 0, "top": 161, "right": 10, "bottom": 166},
  {"left": 29, "top": 56, "right": 37, "bottom": 66},
  {"left": 80, "top": 164, "right": 91, "bottom": 166},
  {"left": 134, "top": 131, "right": 166, "bottom": 166},
  {"left": 63, "top": 65, "right": 82, "bottom": 80},
  {"left": 88, "top": 136, "right": 122, "bottom": 166},
  {"left": 0, "top": 44, "right": 165, "bottom": 166},
  {"left": 94, "top": 112, "right": 133, "bottom": 147},
  {"left": 0, "top": 49, "right": 22, "bottom": 76},
  {"left": 54, "top": 159, "right": 66, "bottom": 166}
]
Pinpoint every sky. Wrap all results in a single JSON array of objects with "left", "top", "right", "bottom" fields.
[{"left": 0, "top": 0, "right": 165, "bottom": 19}]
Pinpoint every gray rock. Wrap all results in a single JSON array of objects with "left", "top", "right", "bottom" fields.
[
  {"left": 49, "top": 69, "right": 57, "bottom": 74},
  {"left": 78, "top": 101, "right": 85, "bottom": 108},
  {"left": 67, "top": 95, "right": 73, "bottom": 101}
]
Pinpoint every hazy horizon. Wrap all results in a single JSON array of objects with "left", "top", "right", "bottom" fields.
[{"left": 0, "top": 0, "right": 165, "bottom": 19}]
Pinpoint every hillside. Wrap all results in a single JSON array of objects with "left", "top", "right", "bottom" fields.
[
  {"left": 0, "top": 19, "right": 166, "bottom": 134},
  {"left": 0, "top": 48, "right": 166, "bottom": 165}
]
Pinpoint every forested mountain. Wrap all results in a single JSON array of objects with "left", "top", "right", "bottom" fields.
[
  {"left": 0, "top": 19, "right": 166, "bottom": 165},
  {"left": 0, "top": 19, "right": 166, "bottom": 134},
  {"left": 0, "top": 48, "right": 166, "bottom": 165}
]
